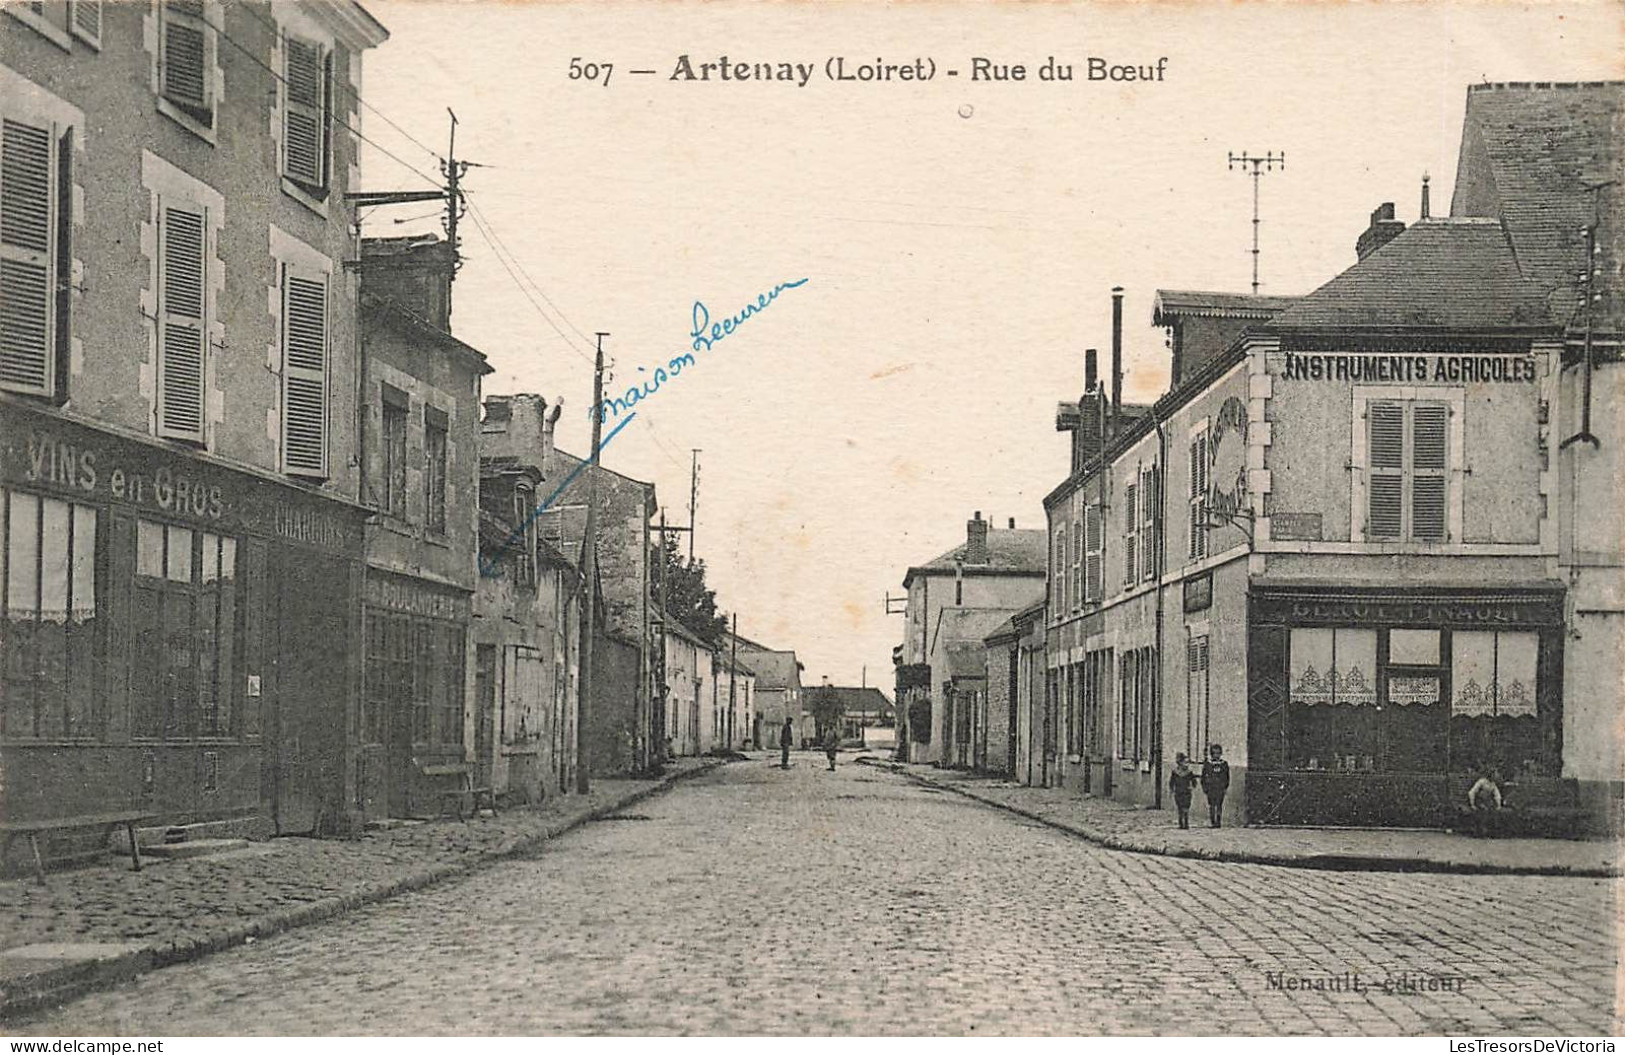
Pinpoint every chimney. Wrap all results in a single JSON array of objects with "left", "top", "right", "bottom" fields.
[
  {"left": 965, "top": 511, "right": 989, "bottom": 565},
  {"left": 1110, "top": 288, "right": 1124, "bottom": 437},
  {"left": 1085, "top": 347, "right": 1098, "bottom": 393},
  {"left": 1420, "top": 173, "right": 1431, "bottom": 220},
  {"left": 1355, "top": 203, "right": 1406, "bottom": 260},
  {"left": 1007, "top": 517, "right": 1016, "bottom": 529},
  {"left": 360, "top": 235, "right": 457, "bottom": 330}
]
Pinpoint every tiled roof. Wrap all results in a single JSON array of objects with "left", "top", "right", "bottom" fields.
[
  {"left": 908, "top": 528, "right": 1048, "bottom": 582},
  {"left": 733, "top": 647, "right": 800, "bottom": 689},
  {"left": 1152, "top": 290, "right": 1300, "bottom": 322},
  {"left": 1449, "top": 81, "right": 1625, "bottom": 333},
  {"left": 1266, "top": 220, "right": 1551, "bottom": 331},
  {"left": 809, "top": 686, "right": 892, "bottom": 714}
]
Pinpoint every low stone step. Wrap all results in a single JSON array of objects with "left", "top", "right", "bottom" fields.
[{"left": 139, "top": 838, "right": 249, "bottom": 860}]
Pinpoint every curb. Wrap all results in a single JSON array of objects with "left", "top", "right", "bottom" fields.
[
  {"left": 860, "top": 758, "right": 1620, "bottom": 879},
  {"left": 0, "top": 759, "right": 725, "bottom": 1022}
]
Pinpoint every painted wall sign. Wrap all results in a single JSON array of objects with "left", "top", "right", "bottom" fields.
[
  {"left": 1280, "top": 352, "right": 1537, "bottom": 383},
  {"left": 1271, "top": 512, "right": 1324, "bottom": 541},
  {"left": 1206, "top": 395, "right": 1248, "bottom": 527},
  {"left": 1183, "top": 573, "right": 1213, "bottom": 613},
  {"left": 1253, "top": 590, "right": 1563, "bottom": 628},
  {"left": 364, "top": 572, "right": 472, "bottom": 622}
]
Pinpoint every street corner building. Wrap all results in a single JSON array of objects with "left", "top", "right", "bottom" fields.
[
  {"left": 1030, "top": 81, "right": 1624, "bottom": 834},
  {"left": 0, "top": 0, "right": 391, "bottom": 848}
]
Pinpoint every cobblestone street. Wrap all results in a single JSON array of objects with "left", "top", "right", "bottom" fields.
[{"left": 17, "top": 756, "right": 1620, "bottom": 1036}]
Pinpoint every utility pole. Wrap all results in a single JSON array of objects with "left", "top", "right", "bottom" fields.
[
  {"left": 577, "top": 332, "right": 608, "bottom": 795},
  {"left": 687, "top": 449, "right": 702, "bottom": 562},
  {"left": 727, "top": 612, "right": 739, "bottom": 750},
  {"left": 654, "top": 509, "right": 668, "bottom": 759},
  {"left": 1227, "top": 150, "right": 1284, "bottom": 295},
  {"left": 441, "top": 110, "right": 469, "bottom": 290},
  {"left": 1562, "top": 179, "right": 1617, "bottom": 451}
]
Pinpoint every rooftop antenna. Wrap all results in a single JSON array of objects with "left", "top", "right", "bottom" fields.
[{"left": 1228, "top": 150, "right": 1285, "bottom": 294}]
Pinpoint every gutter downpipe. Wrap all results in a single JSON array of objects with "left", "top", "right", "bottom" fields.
[{"left": 1152, "top": 405, "right": 1168, "bottom": 810}]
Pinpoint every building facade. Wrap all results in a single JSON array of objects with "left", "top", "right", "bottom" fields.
[
  {"left": 1, "top": 0, "right": 387, "bottom": 844},
  {"left": 357, "top": 236, "right": 490, "bottom": 820}
]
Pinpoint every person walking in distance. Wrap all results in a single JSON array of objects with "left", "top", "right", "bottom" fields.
[
  {"left": 1168, "top": 752, "right": 1198, "bottom": 829},
  {"left": 823, "top": 724, "right": 840, "bottom": 771},
  {"left": 780, "top": 716, "right": 795, "bottom": 769},
  {"left": 1201, "top": 743, "right": 1231, "bottom": 828}
]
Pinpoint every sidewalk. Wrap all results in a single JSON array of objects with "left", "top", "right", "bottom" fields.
[
  {"left": 0, "top": 758, "right": 722, "bottom": 1020},
  {"left": 861, "top": 757, "right": 1622, "bottom": 878}
]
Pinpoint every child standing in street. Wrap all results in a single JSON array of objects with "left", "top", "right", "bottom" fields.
[
  {"left": 1201, "top": 743, "right": 1231, "bottom": 828},
  {"left": 1169, "top": 752, "right": 1198, "bottom": 829}
]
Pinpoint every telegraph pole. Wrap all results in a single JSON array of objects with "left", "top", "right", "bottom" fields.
[
  {"left": 1227, "top": 150, "right": 1284, "bottom": 295},
  {"left": 727, "top": 612, "right": 739, "bottom": 750},
  {"left": 577, "top": 332, "right": 608, "bottom": 794},
  {"left": 687, "top": 449, "right": 702, "bottom": 562},
  {"left": 442, "top": 110, "right": 469, "bottom": 286}
]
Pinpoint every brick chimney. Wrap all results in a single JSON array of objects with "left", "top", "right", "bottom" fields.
[
  {"left": 965, "top": 511, "right": 989, "bottom": 565},
  {"left": 481, "top": 393, "right": 557, "bottom": 472},
  {"left": 1355, "top": 203, "right": 1406, "bottom": 260}
]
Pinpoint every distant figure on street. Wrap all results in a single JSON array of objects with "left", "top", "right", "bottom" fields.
[
  {"left": 780, "top": 717, "right": 795, "bottom": 769},
  {"left": 1466, "top": 766, "right": 1506, "bottom": 837},
  {"left": 824, "top": 726, "right": 839, "bottom": 771},
  {"left": 1169, "top": 752, "right": 1198, "bottom": 829},
  {"left": 1201, "top": 743, "right": 1231, "bottom": 828}
]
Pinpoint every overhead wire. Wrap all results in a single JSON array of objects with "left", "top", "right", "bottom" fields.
[{"left": 462, "top": 191, "right": 597, "bottom": 350}]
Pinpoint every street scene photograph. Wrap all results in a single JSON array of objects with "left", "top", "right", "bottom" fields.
[{"left": 0, "top": 0, "right": 1622, "bottom": 1040}]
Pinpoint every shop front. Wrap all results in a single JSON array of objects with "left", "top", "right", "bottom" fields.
[
  {"left": 1246, "top": 584, "right": 1565, "bottom": 827},
  {"left": 0, "top": 401, "right": 367, "bottom": 843},
  {"left": 360, "top": 569, "right": 470, "bottom": 820}
]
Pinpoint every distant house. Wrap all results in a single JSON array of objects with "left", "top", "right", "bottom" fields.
[
  {"left": 731, "top": 638, "right": 805, "bottom": 748},
  {"left": 896, "top": 513, "right": 1045, "bottom": 765}
]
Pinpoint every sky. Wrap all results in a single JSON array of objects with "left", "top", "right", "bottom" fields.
[{"left": 357, "top": 0, "right": 1624, "bottom": 690}]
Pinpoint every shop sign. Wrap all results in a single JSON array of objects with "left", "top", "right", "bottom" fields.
[
  {"left": 365, "top": 573, "right": 471, "bottom": 622},
  {"left": 1183, "top": 573, "right": 1212, "bottom": 613},
  {"left": 1280, "top": 352, "right": 1537, "bottom": 384},
  {"left": 1205, "top": 396, "right": 1248, "bottom": 528},
  {"left": 12, "top": 427, "right": 226, "bottom": 520},
  {"left": 1271, "top": 512, "right": 1323, "bottom": 541},
  {"left": 1256, "top": 591, "right": 1562, "bottom": 628}
]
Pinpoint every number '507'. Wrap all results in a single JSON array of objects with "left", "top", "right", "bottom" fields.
[{"left": 570, "top": 58, "right": 613, "bottom": 86}]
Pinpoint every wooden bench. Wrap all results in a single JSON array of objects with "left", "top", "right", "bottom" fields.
[
  {"left": 413, "top": 761, "right": 496, "bottom": 821},
  {"left": 0, "top": 810, "right": 158, "bottom": 885}
]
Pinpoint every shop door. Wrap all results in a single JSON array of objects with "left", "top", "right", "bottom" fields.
[
  {"left": 474, "top": 644, "right": 497, "bottom": 794},
  {"left": 270, "top": 550, "right": 349, "bottom": 835}
]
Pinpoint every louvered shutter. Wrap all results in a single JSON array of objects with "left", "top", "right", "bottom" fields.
[
  {"left": 1367, "top": 402, "right": 1403, "bottom": 538},
  {"left": 281, "top": 264, "right": 329, "bottom": 476},
  {"left": 1123, "top": 480, "right": 1137, "bottom": 584},
  {"left": 158, "top": 202, "right": 206, "bottom": 441},
  {"left": 1142, "top": 466, "right": 1158, "bottom": 581},
  {"left": 1, "top": 117, "right": 56, "bottom": 396},
  {"left": 1411, "top": 403, "right": 1447, "bottom": 540},
  {"left": 161, "top": 1, "right": 211, "bottom": 122},
  {"left": 70, "top": 0, "right": 101, "bottom": 45},
  {"left": 1188, "top": 434, "right": 1208, "bottom": 559},
  {"left": 1085, "top": 503, "right": 1102, "bottom": 603},
  {"left": 282, "top": 35, "right": 327, "bottom": 188}
]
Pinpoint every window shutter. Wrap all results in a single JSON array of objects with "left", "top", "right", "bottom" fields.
[
  {"left": 70, "top": 0, "right": 100, "bottom": 45},
  {"left": 1188, "top": 434, "right": 1208, "bottom": 560},
  {"left": 1085, "top": 503, "right": 1102, "bottom": 603},
  {"left": 282, "top": 35, "right": 327, "bottom": 188},
  {"left": 0, "top": 117, "right": 55, "bottom": 396},
  {"left": 162, "top": 1, "right": 211, "bottom": 120},
  {"left": 157, "top": 202, "right": 206, "bottom": 441},
  {"left": 1142, "top": 466, "right": 1158, "bottom": 581},
  {"left": 1367, "top": 402, "right": 1403, "bottom": 538},
  {"left": 1123, "top": 481, "right": 1137, "bottom": 584},
  {"left": 281, "top": 264, "right": 329, "bottom": 476},
  {"left": 53, "top": 127, "right": 72, "bottom": 400},
  {"left": 1412, "top": 403, "right": 1448, "bottom": 540}
]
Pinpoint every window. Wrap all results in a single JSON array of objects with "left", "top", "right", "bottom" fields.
[
  {"left": 1451, "top": 630, "right": 1544, "bottom": 776},
  {"left": 1366, "top": 400, "right": 1448, "bottom": 541},
  {"left": 5, "top": 1, "right": 72, "bottom": 48},
  {"left": 1084, "top": 502, "right": 1102, "bottom": 603},
  {"left": 380, "top": 390, "right": 407, "bottom": 518},
  {"left": 1123, "top": 476, "right": 1138, "bottom": 586},
  {"left": 1070, "top": 518, "right": 1082, "bottom": 613},
  {"left": 424, "top": 411, "right": 447, "bottom": 534},
  {"left": 1287, "top": 627, "right": 1378, "bottom": 771},
  {"left": 280, "top": 33, "right": 331, "bottom": 195},
  {"left": 156, "top": 199, "right": 208, "bottom": 441},
  {"left": 1054, "top": 523, "right": 1068, "bottom": 616},
  {"left": 511, "top": 483, "right": 536, "bottom": 586},
  {"left": 281, "top": 263, "right": 328, "bottom": 476},
  {"left": 1187, "top": 635, "right": 1209, "bottom": 755},
  {"left": 1, "top": 491, "right": 97, "bottom": 739},
  {"left": 1188, "top": 427, "right": 1209, "bottom": 560},
  {"left": 131, "top": 520, "right": 239, "bottom": 739},
  {"left": 1141, "top": 465, "right": 1159, "bottom": 582},
  {"left": 439, "top": 624, "right": 464, "bottom": 746},
  {"left": 159, "top": 0, "right": 215, "bottom": 132},
  {"left": 69, "top": 0, "right": 100, "bottom": 47},
  {"left": 0, "top": 116, "right": 73, "bottom": 400}
]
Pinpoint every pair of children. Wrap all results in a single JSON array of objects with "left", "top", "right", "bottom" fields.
[{"left": 1168, "top": 744, "right": 1230, "bottom": 829}]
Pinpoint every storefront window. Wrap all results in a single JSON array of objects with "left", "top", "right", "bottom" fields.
[
  {"left": 364, "top": 608, "right": 465, "bottom": 749},
  {"left": 1451, "top": 630, "right": 1542, "bottom": 777},
  {"left": 1, "top": 491, "right": 98, "bottom": 740},
  {"left": 131, "top": 519, "right": 239, "bottom": 739},
  {"left": 1288, "top": 627, "right": 1379, "bottom": 771}
]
